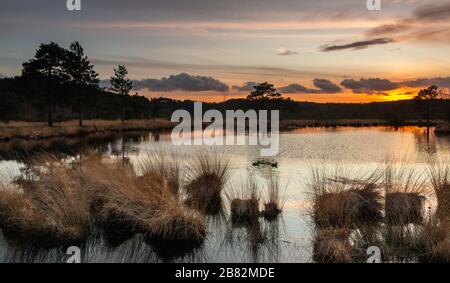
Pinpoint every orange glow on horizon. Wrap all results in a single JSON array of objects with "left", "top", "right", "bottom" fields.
[{"left": 139, "top": 88, "right": 421, "bottom": 104}]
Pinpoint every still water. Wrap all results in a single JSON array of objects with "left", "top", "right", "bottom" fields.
[{"left": 0, "top": 126, "right": 449, "bottom": 263}]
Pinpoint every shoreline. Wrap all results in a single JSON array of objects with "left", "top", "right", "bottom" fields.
[
  {"left": 0, "top": 119, "right": 176, "bottom": 142},
  {"left": 1, "top": 119, "right": 449, "bottom": 142}
]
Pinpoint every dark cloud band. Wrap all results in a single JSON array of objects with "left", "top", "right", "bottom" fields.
[{"left": 321, "top": 38, "right": 394, "bottom": 52}]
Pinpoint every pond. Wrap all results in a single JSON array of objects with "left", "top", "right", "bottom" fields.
[{"left": 0, "top": 126, "right": 449, "bottom": 263}]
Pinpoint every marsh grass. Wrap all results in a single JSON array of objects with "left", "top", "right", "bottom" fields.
[
  {"left": 309, "top": 166, "right": 383, "bottom": 229},
  {"left": 416, "top": 217, "right": 450, "bottom": 263},
  {"left": 312, "top": 228, "right": 354, "bottom": 263},
  {"left": 0, "top": 119, "right": 174, "bottom": 140},
  {"left": 0, "top": 151, "right": 207, "bottom": 251},
  {"left": 0, "top": 155, "right": 91, "bottom": 247},
  {"left": 428, "top": 163, "right": 450, "bottom": 220},
  {"left": 262, "top": 173, "right": 286, "bottom": 221},
  {"left": 185, "top": 152, "right": 231, "bottom": 214},
  {"left": 227, "top": 176, "right": 261, "bottom": 227},
  {"left": 84, "top": 155, "right": 207, "bottom": 247},
  {"left": 383, "top": 163, "right": 428, "bottom": 225},
  {"left": 136, "top": 150, "right": 182, "bottom": 196}
]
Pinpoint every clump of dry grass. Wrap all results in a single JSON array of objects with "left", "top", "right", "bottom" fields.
[
  {"left": 309, "top": 166, "right": 383, "bottom": 229},
  {"left": 0, "top": 151, "right": 207, "bottom": 249},
  {"left": 381, "top": 225, "right": 423, "bottom": 260},
  {"left": 383, "top": 164, "right": 427, "bottom": 225},
  {"left": 261, "top": 173, "right": 285, "bottom": 221},
  {"left": 0, "top": 188, "right": 38, "bottom": 241},
  {"left": 136, "top": 150, "right": 182, "bottom": 196},
  {"left": 428, "top": 163, "right": 450, "bottom": 220},
  {"left": 416, "top": 218, "right": 450, "bottom": 263},
  {"left": 0, "top": 155, "right": 91, "bottom": 246},
  {"left": 227, "top": 177, "right": 260, "bottom": 227},
  {"left": 313, "top": 228, "right": 354, "bottom": 263},
  {"left": 80, "top": 153, "right": 207, "bottom": 246},
  {"left": 385, "top": 194, "right": 425, "bottom": 225},
  {"left": 185, "top": 152, "right": 230, "bottom": 214}
]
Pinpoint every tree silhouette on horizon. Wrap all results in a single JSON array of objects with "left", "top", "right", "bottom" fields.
[
  {"left": 247, "top": 82, "right": 281, "bottom": 101},
  {"left": 415, "top": 85, "right": 439, "bottom": 125},
  {"left": 22, "top": 42, "right": 70, "bottom": 127},
  {"left": 110, "top": 65, "right": 133, "bottom": 123},
  {"left": 66, "top": 41, "right": 99, "bottom": 127}
]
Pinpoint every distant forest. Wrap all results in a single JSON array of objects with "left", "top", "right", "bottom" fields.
[{"left": 1, "top": 42, "right": 450, "bottom": 125}]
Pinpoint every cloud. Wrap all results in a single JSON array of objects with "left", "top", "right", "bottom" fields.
[
  {"left": 280, "top": 79, "right": 341, "bottom": 94},
  {"left": 405, "top": 77, "right": 450, "bottom": 89},
  {"left": 321, "top": 38, "right": 394, "bottom": 52},
  {"left": 340, "top": 77, "right": 450, "bottom": 95},
  {"left": 412, "top": 2, "right": 450, "bottom": 22},
  {"left": 366, "top": 2, "right": 450, "bottom": 43},
  {"left": 279, "top": 84, "right": 317, "bottom": 94},
  {"left": 366, "top": 24, "right": 410, "bottom": 37},
  {"left": 231, "top": 82, "right": 258, "bottom": 92},
  {"left": 323, "top": 2, "right": 450, "bottom": 53},
  {"left": 313, "top": 79, "right": 342, "bottom": 93},
  {"left": 341, "top": 78, "right": 399, "bottom": 94},
  {"left": 133, "top": 73, "right": 229, "bottom": 92},
  {"left": 277, "top": 47, "right": 298, "bottom": 56},
  {"left": 101, "top": 73, "right": 229, "bottom": 92}
]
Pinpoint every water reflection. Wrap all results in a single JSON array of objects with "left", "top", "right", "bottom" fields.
[{"left": 0, "top": 126, "right": 450, "bottom": 263}]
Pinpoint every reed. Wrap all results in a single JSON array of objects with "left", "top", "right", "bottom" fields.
[
  {"left": 262, "top": 173, "right": 286, "bottom": 221},
  {"left": 0, "top": 151, "right": 207, "bottom": 249},
  {"left": 85, "top": 153, "right": 207, "bottom": 245},
  {"left": 185, "top": 152, "right": 230, "bottom": 214},
  {"left": 417, "top": 218, "right": 450, "bottom": 263},
  {"left": 309, "top": 166, "right": 383, "bottom": 229},
  {"left": 227, "top": 176, "right": 261, "bottom": 227},
  {"left": 383, "top": 163, "right": 427, "bottom": 225},
  {"left": 0, "top": 156, "right": 91, "bottom": 246},
  {"left": 428, "top": 163, "right": 450, "bottom": 220},
  {"left": 312, "top": 228, "right": 353, "bottom": 263}
]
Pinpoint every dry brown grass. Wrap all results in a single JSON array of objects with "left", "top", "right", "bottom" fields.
[
  {"left": 262, "top": 173, "right": 285, "bottom": 221},
  {"left": 0, "top": 119, "right": 174, "bottom": 140},
  {"left": 78, "top": 153, "right": 207, "bottom": 245},
  {"left": 429, "top": 163, "right": 450, "bottom": 220},
  {"left": 309, "top": 166, "right": 383, "bottom": 229},
  {"left": 0, "top": 151, "right": 207, "bottom": 248},
  {"left": 0, "top": 155, "right": 91, "bottom": 246},
  {"left": 185, "top": 152, "right": 230, "bottom": 214},
  {"left": 313, "top": 228, "right": 353, "bottom": 263},
  {"left": 136, "top": 151, "right": 182, "bottom": 196},
  {"left": 416, "top": 218, "right": 450, "bottom": 263},
  {"left": 383, "top": 164, "right": 427, "bottom": 225},
  {"left": 227, "top": 176, "right": 261, "bottom": 227}
]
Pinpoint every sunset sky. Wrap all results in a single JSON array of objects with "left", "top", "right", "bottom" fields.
[{"left": 0, "top": 0, "right": 449, "bottom": 103}]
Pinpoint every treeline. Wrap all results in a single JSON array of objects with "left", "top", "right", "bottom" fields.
[
  {"left": 2, "top": 75, "right": 450, "bottom": 124},
  {"left": 151, "top": 98, "right": 450, "bottom": 123},
  {"left": 1, "top": 42, "right": 449, "bottom": 124},
  {"left": 0, "top": 42, "right": 159, "bottom": 125}
]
